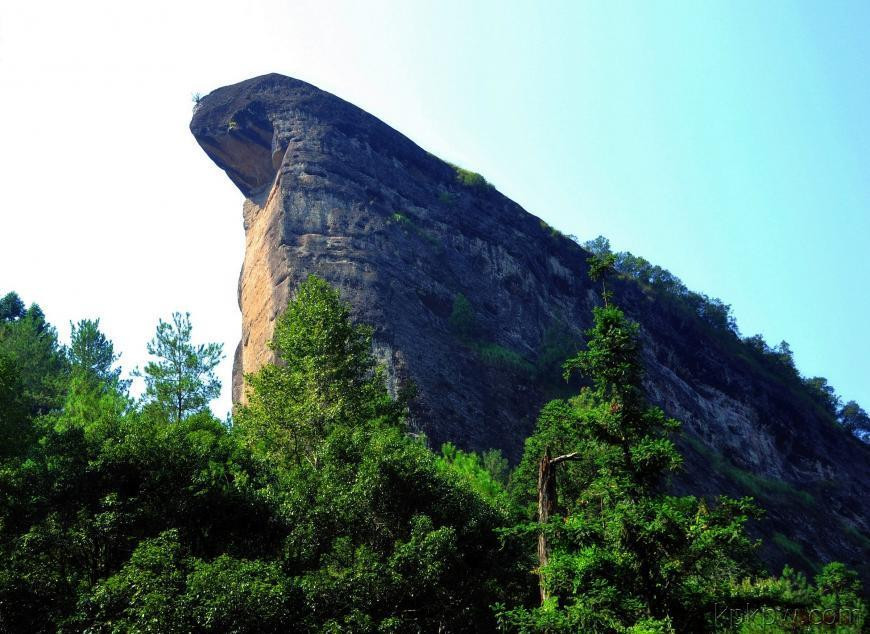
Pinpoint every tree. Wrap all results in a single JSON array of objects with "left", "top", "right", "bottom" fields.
[
  {"left": 814, "top": 562, "right": 866, "bottom": 626},
  {"left": 582, "top": 235, "right": 612, "bottom": 257},
  {"left": 438, "top": 443, "right": 512, "bottom": 509},
  {"left": 586, "top": 252, "right": 617, "bottom": 307},
  {"left": 236, "top": 275, "right": 402, "bottom": 467},
  {"left": 0, "top": 292, "right": 25, "bottom": 322},
  {"left": 772, "top": 340, "right": 796, "bottom": 371},
  {"left": 838, "top": 400, "right": 870, "bottom": 439},
  {"left": 501, "top": 302, "right": 762, "bottom": 632},
  {"left": 69, "top": 318, "right": 122, "bottom": 386},
  {"left": 141, "top": 312, "right": 223, "bottom": 423},
  {"left": 61, "top": 320, "right": 131, "bottom": 432},
  {"left": 803, "top": 376, "right": 840, "bottom": 416},
  {"left": 0, "top": 296, "right": 68, "bottom": 415}
]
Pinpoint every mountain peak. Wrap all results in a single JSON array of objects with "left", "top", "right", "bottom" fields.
[
  {"left": 191, "top": 73, "right": 449, "bottom": 200},
  {"left": 191, "top": 75, "right": 869, "bottom": 582}
]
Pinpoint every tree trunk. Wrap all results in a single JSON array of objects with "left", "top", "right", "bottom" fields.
[{"left": 537, "top": 451, "right": 556, "bottom": 604}]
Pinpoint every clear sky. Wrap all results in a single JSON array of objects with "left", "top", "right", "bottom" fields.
[{"left": 1, "top": 1, "right": 868, "bottom": 417}]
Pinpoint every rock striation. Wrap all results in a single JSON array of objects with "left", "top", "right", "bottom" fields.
[{"left": 191, "top": 74, "right": 869, "bottom": 581}]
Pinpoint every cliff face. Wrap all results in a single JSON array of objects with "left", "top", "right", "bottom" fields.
[{"left": 191, "top": 74, "right": 869, "bottom": 580}]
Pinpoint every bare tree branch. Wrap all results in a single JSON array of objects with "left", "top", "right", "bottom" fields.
[{"left": 551, "top": 452, "right": 583, "bottom": 465}]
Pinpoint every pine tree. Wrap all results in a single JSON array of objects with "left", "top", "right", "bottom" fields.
[
  {"left": 0, "top": 294, "right": 68, "bottom": 415},
  {"left": 69, "top": 319, "right": 122, "bottom": 386},
  {"left": 0, "top": 292, "right": 25, "bottom": 322},
  {"left": 141, "top": 312, "right": 223, "bottom": 422},
  {"left": 501, "top": 272, "right": 762, "bottom": 631}
]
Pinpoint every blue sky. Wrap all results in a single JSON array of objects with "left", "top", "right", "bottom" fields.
[{"left": 1, "top": 1, "right": 867, "bottom": 415}]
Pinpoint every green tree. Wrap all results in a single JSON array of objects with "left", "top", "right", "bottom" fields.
[
  {"left": 61, "top": 321, "right": 131, "bottom": 433},
  {"left": 582, "top": 235, "right": 612, "bottom": 257},
  {"left": 69, "top": 318, "right": 122, "bottom": 386},
  {"left": 803, "top": 376, "right": 840, "bottom": 416},
  {"left": 235, "top": 275, "right": 522, "bottom": 630},
  {"left": 0, "top": 292, "right": 25, "bottom": 322},
  {"left": 587, "top": 251, "right": 617, "bottom": 307},
  {"left": 838, "top": 400, "right": 870, "bottom": 437},
  {"left": 0, "top": 295, "right": 68, "bottom": 415},
  {"left": 141, "top": 312, "right": 223, "bottom": 423},
  {"left": 438, "top": 443, "right": 512, "bottom": 510},
  {"left": 236, "top": 275, "right": 401, "bottom": 467},
  {"left": 813, "top": 562, "right": 866, "bottom": 627},
  {"left": 500, "top": 303, "right": 762, "bottom": 632}
]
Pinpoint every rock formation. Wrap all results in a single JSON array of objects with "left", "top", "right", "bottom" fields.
[{"left": 191, "top": 73, "right": 869, "bottom": 580}]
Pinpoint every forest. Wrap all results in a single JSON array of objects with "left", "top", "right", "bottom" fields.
[{"left": 0, "top": 262, "right": 866, "bottom": 632}]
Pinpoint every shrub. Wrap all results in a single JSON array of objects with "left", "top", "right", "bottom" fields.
[
  {"left": 453, "top": 166, "right": 492, "bottom": 189},
  {"left": 475, "top": 342, "right": 535, "bottom": 376},
  {"left": 438, "top": 191, "right": 457, "bottom": 205},
  {"left": 449, "top": 294, "right": 477, "bottom": 339}
]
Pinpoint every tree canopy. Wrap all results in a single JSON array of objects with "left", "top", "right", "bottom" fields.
[
  {"left": 141, "top": 312, "right": 223, "bottom": 423},
  {"left": 0, "top": 284, "right": 864, "bottom": 632},
  {"left": 499, "top": 303, "right": 767, "bottom": 632}
]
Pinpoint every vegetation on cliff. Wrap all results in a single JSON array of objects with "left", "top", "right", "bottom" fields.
[
  {"left": 582, "top": 236, "right": 869, "bottom": 442},
  {"left": 0, "top": 285, "right": 865, "bottom": 632}
]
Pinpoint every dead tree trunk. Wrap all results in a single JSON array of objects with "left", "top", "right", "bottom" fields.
[
  {"left": 536, "top": 451, "right": 581, "bottom": 605},
  {"left": 537, "top": 452, "right": 556, "bottom": 603}
]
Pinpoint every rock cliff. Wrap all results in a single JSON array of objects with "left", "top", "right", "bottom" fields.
[{"left": 191, "top": 74, "right": 869, "bottom": 581}]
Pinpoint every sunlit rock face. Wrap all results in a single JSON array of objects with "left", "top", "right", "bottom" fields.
[{"left": 191, "top": 73, "right": 869, "bottom": 581}]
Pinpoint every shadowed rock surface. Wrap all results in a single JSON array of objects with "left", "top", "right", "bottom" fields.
[{"left": 191, "top": 73, "right": 869, "bottom": 581}]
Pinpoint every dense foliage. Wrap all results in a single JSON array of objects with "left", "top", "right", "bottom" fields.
[
  {"left": 0, "top": 284, "right": 522, "bottom": 632},
  {"left": 499, "top": 303, "right": 763, "bottom": 631},
  {"left": 0, "top": 282, "right": 865, "bottom": 632}
]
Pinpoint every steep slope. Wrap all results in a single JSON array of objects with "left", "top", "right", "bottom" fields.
[{"left": 191, "top": 73, "right": 869, "bottom": 581}]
